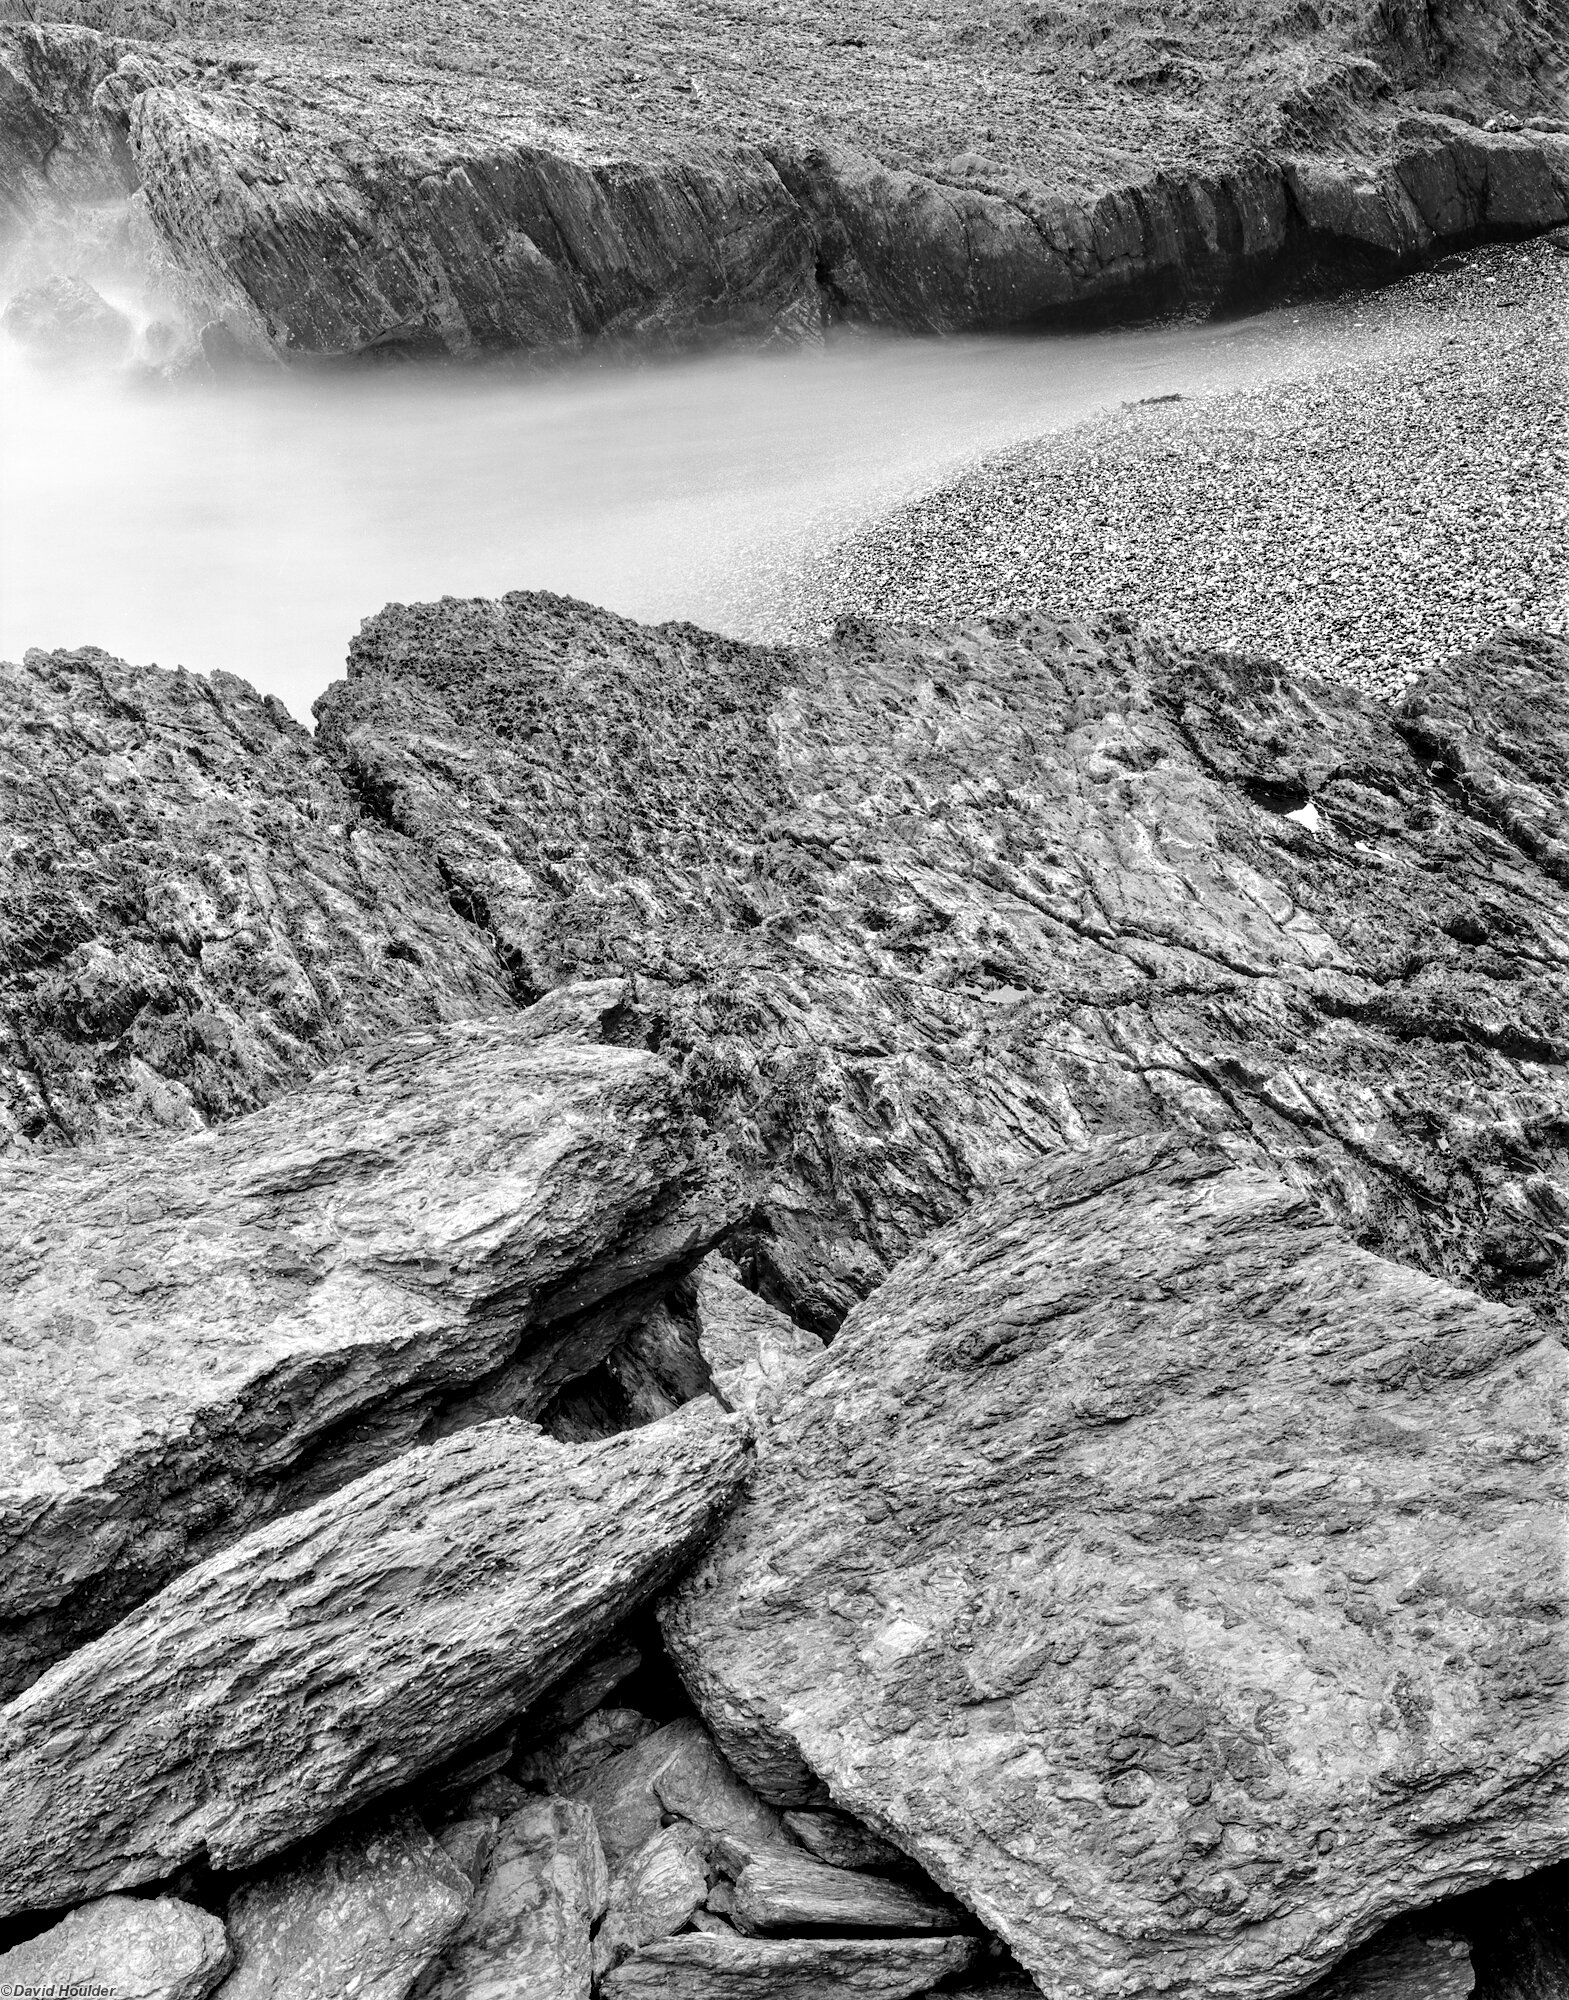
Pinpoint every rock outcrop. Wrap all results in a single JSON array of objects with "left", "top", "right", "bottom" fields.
[
  {"left": 316, "top": 594, "right": 1569, "bottom": 1332},
  {"left": 0, "top": 1894, "right": 232, "bottom": 2000},
  {"left": 0, "top": 643, "right": 509, "bottom": 1153},
  {"left": 0, "top": 1008, "right": 732, "bottom": 1695},
  {"left": 0, "top": 1398, "right": 748, "bottom": 1916},
  {"left": 662, "top": 1135, "right": 1569, "bottom": 1998},
  {"left": 218, "top": 1812, "right": 471, "bottom": 2000},
  {"left": 2, "top": 18, "right": 1567, "bottom": 361}
]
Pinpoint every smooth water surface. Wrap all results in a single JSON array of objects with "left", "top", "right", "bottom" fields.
[{"left": 0, "top": 297, "right": 1405, "bottom": 722}]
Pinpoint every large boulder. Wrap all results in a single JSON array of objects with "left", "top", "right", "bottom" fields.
[
  {"left": 0, "top": 1007, "right": 731, "bottom": 1696},
  {"left": 0, "top": 1894, "right": 231, "bottom": 2000},
  {"left": 0, "top": 1398, "right": 750, "bottom": 1916},
  {"left": 315, "top": 594, "right": 1569, "bottom": 1332},
  {"left": 661, "top": 1135, "right": 1569, "bottom": 1999},
  {"left": 0, "top": 644, "right": 510, "bottom": 1153}
]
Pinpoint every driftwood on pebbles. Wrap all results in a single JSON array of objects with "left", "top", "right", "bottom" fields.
[
  {"left": 663, "top": 1134, "right": 1569, "bottom": 1999},
  {"left": 0, "top": 1399, "right": 750, "bottom": 1915}
]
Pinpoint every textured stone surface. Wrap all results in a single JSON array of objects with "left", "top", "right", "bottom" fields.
[
  {"left": 316, "top": 593, "right": 1569, "bottom": 1332},
  {"left": 781, "top": 1807, "right": 909, "bottom": 1874},
  {"left": 423, "top": 1797, "right": 607, "bottom": 2000},
  {"left": 696, "top": 1257, "right": 824, "bottom": 1416},
  {"left": 1300, "top": 1927, "right": 1473, "bottom": 1998},
  {"left": 0, "top": 1894, "right": 232, "bottom": 2000},
  {"left": 571, "top": 1715, "right": 790, "bottom": 1870},
  {"left": 592, "top": 1822, "right": 709, "bottom": 1977},
  {"left": 663, "top": 1135, "right": 1569, "bottom": 1999},
  {"left": 600, "top": 1930, "right": 979, "bottom": 1997},
  {"left": 219, "top": 1811, "right": 471, "bottom": 2000},
  {"left": 724, "top": 1847, "right": 964, "bottom": 1935},
  {"left": 0, "top": 642, "right": 509, "bottom": 1153},
  {"left": 0, "top": 1009, "right": 730, "bottom": 1696},
  {"left": 0, "top": 1398, "right": 750, "bottom": 1916}
]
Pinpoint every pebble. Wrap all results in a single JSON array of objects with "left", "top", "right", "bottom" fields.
[{"left": 806, "top": 237, "right": 1568, "bottom": 701}]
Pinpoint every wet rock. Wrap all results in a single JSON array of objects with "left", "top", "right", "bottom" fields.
[
  {"left": 0, "top": 1894, "right": 231, "bottom": 2000},
  {"left": 1, "top": 272, "right": 131, "bottom": 359},
  {"left": 316, "top": 594, "right": 1569, "bottom": 1332},
  {"left": 218, "top": 1811, "right": 471, "bottom": 2000},
  {"left": 421, "top": 1797, "right": 607, "bottom": 2000},
  {"left": 1300, "top": 1927, "right": 1473, "bottom": 1998},
  {"left": 0, "top": 1398, "right": 750, "bottom": 1916},
  {"left": 696, "top": 1258, "right": 824, "bottom": 1415},
  {"left": 663, "top": 1135, "right": 1568, "bottom": 1998},
  {"left": 723, "top": 1848, "right": 964, "bottom": 1936},
  {"left": 571, "top": 1715, "right": 790, "bottom": 1868},
  {"left": 592, "top": 1821, "right": 709, "bottom": 1977},
  {"left": 780, "top": 1808, "right": 908, "bottom": 1874},
  {"left": 599, "top": 1930, "right": 979, "bottom": 1997},
  {"left": 0, "top": 1012, "right": 731, "bottom": 1696},
  {"left": 0, "top": 643, "right": 511, "bottom": 1153}
]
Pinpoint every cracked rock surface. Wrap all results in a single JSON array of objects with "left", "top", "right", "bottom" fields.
[
  {"left": 316, "top": 591, "right": 1569, "bottom": 1333},
  {"left": 0, "top": 1398, "right": 750, "bottom": 1917},
  {"left": 662, "top": 1135, "right": 1568, "bottom": 1999},
  {"left": 0, "top": 1008, "right": 731, "bottom": 1697}
]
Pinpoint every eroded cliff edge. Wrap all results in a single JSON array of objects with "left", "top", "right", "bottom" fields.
[{"left": 1, "top": 1, "right": 1566, "bottom": 360}]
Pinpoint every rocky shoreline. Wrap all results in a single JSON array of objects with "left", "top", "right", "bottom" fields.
[
  {"left": 2, "top": 10, "right": 1568, "bottom": 362},
  {"left": 1, "top": 590, "right": 1566, "bottom": 1997}
]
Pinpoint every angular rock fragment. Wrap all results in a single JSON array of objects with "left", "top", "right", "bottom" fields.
[
  {"left": 592, "top": 1821, "right": 709, "bottom": 1977},
  {"left": 422, "top": 1798, "right": 607, "bottom": 2000},
  {"left": 316, "top": 596, "right": 1569, "bottom": 1331},
  {"left": 518, "top": 1708, "right": 659, "bottom": 1795},
  {"left": 0, "top": 1011, "right": 731, "bottom": 1695},
  {"left": 781, "top": 1808, "right": 908, "bottom": 1874},
  {"left": 599, "top": 1929, "right": 979, "bottom": 1997},
  {"left": 724, "top": 1847, "right": 963, "bottom": 1935},
  {"left": 0, "top": 643, "right": 510, "bottom": 1154},
  {"left": 218, "top": 1812, "right": 470, "bottom": 2000},
  {"left": 571, "top": 1715, "right": 792, "bottom": 1868},
  {"left": 0, "top": 1399, "right": 750, "bottom": 1916},
  {"left": 696, "top": 1258, "right": 824, "bottom": 1415},
  {"left": 663, "top": 1136, "right": 1569, "bottom": 1999},
  {"left": 0, "top": 1893, "right": 231, "bottom": 2000}
]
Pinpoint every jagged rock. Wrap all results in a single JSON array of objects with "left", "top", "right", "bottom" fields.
[
  {"left": 0, "top": 642, "right": 510, "bottom": 1153},
  {"left": 1, "top": 272, "right": 132, "bottom": 358},
  {"left": 696, "top": 1258, "right": 825, "bottom": 1415},
  {"left": 592, "top": 1822, "right": 709, "bottom": 1977},
  {"left": 0, "top": 1894, "right": 231, "bottom": 2000},
  {"left": 662, "top": 1135, "right": 1569, "bottom": 1999},
  {"left": 437, "top": 1819, "right": 501, "bottom": 1892},
  {"left": 781, "top": 1808, "right": 908, "bottom": 1874},
  {"left": 542, "top": 1295, "right": 713, "bottom": 1443},
  {"left": 218, "top": 1812, "right": 471, "bottom": 2000},
  {"left": 1301, "top": 1927, "right": 1473, "bottom": 1998},
  {"left": 0, "top": 1399, "right": 750, "bottom": 1917},
  {"left": 519, "top": 1640, "right": 645, "bottom": 1742},
  {"left": 723, "top": 1848, "right": 964, "bottom": 1936},
  {"left": 315, "top": 596, "right": 1569, "bottom": 1332},
  {"left": 571, "top": 1715, "right": 791, "bottom": 1868},
  {"left": 0, "top": 1010, "right": 731, "bottom": 1696},
  {"left": 421, "top": 1798, "right": 607, "bottom": 2000},
  {"left": 599, "top": 1930, "right": 979, "bottom": 1997},
  {"left": 517, "top": 1708, "right": 659, "bottom": 1795}
]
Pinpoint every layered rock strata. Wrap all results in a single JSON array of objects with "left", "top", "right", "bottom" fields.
[
  {"left": 0, "top": 1398, "right": 750, "bottom": 1915},
  {"left": 317, "top": 594, "right": 1569, "bottom": 1331},
  {"left": 0, "top": 1009, "right": 732, "bottom": 1695},
  {"left": 662, "top": 1135, "right": 1569, "bottom": 1998},
  {"left": 2, "top": 22, "right": 1567, "bottom": 361}
]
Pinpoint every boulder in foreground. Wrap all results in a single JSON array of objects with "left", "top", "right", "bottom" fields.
[
  {"left": 0, "top": 1893, "right": 231, "bottom": 2000},
  {"left": 0, "top": 1399, "right": 749, "bottom": 1917},
  {"left": 0, "top": 1008, "right": 729, "bottom": 1696},
  {"left": 664, "top": 1135, "right": 1568, "bottom": 1998}
]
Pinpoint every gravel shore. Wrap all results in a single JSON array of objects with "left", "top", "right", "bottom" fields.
[{"left": 806, "top": 236, "right": 1568, "bottom": 700}]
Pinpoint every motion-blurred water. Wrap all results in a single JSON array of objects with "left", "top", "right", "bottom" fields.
[{"left": 0, "top": 288, "right": 1407, "bottom": 723}]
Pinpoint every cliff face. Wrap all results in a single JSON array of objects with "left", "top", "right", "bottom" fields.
[{"left": 1, "top": 10, "right": 1566, "bottom": 360}]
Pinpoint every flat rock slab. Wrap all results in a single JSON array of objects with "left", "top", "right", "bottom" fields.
[
  {"left": 724, "top": 1847, "right": 963, "bottom": 1934},
  {"left": 0, "top": 1010, "right": 728, "bottom": 1695},
  {"left": 0, "top": 1398, "right": 749, "bottom": 1917},
  {"left": 663, "top": 1135, "right": 1569, "bottom": 1999},
  {"left": 0, "top": 643, "right": 509, "bottom": 1153},
  {"left": 218, "top": 1811, "right": 471, "bottom": 2000},
  {"left": 600, "top": 1930, "right": 979, "bottom": 1997},
  {"left": 0, "top": 1893, "right": 232, "bottom": 2000},
  {"left": 316, "top": 596, "right": 1569, "bottom": 1333}
]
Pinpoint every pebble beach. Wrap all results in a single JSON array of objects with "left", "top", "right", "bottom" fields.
[{"left": 807, "top": 235, "right": 1568, "bottom": 700}]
